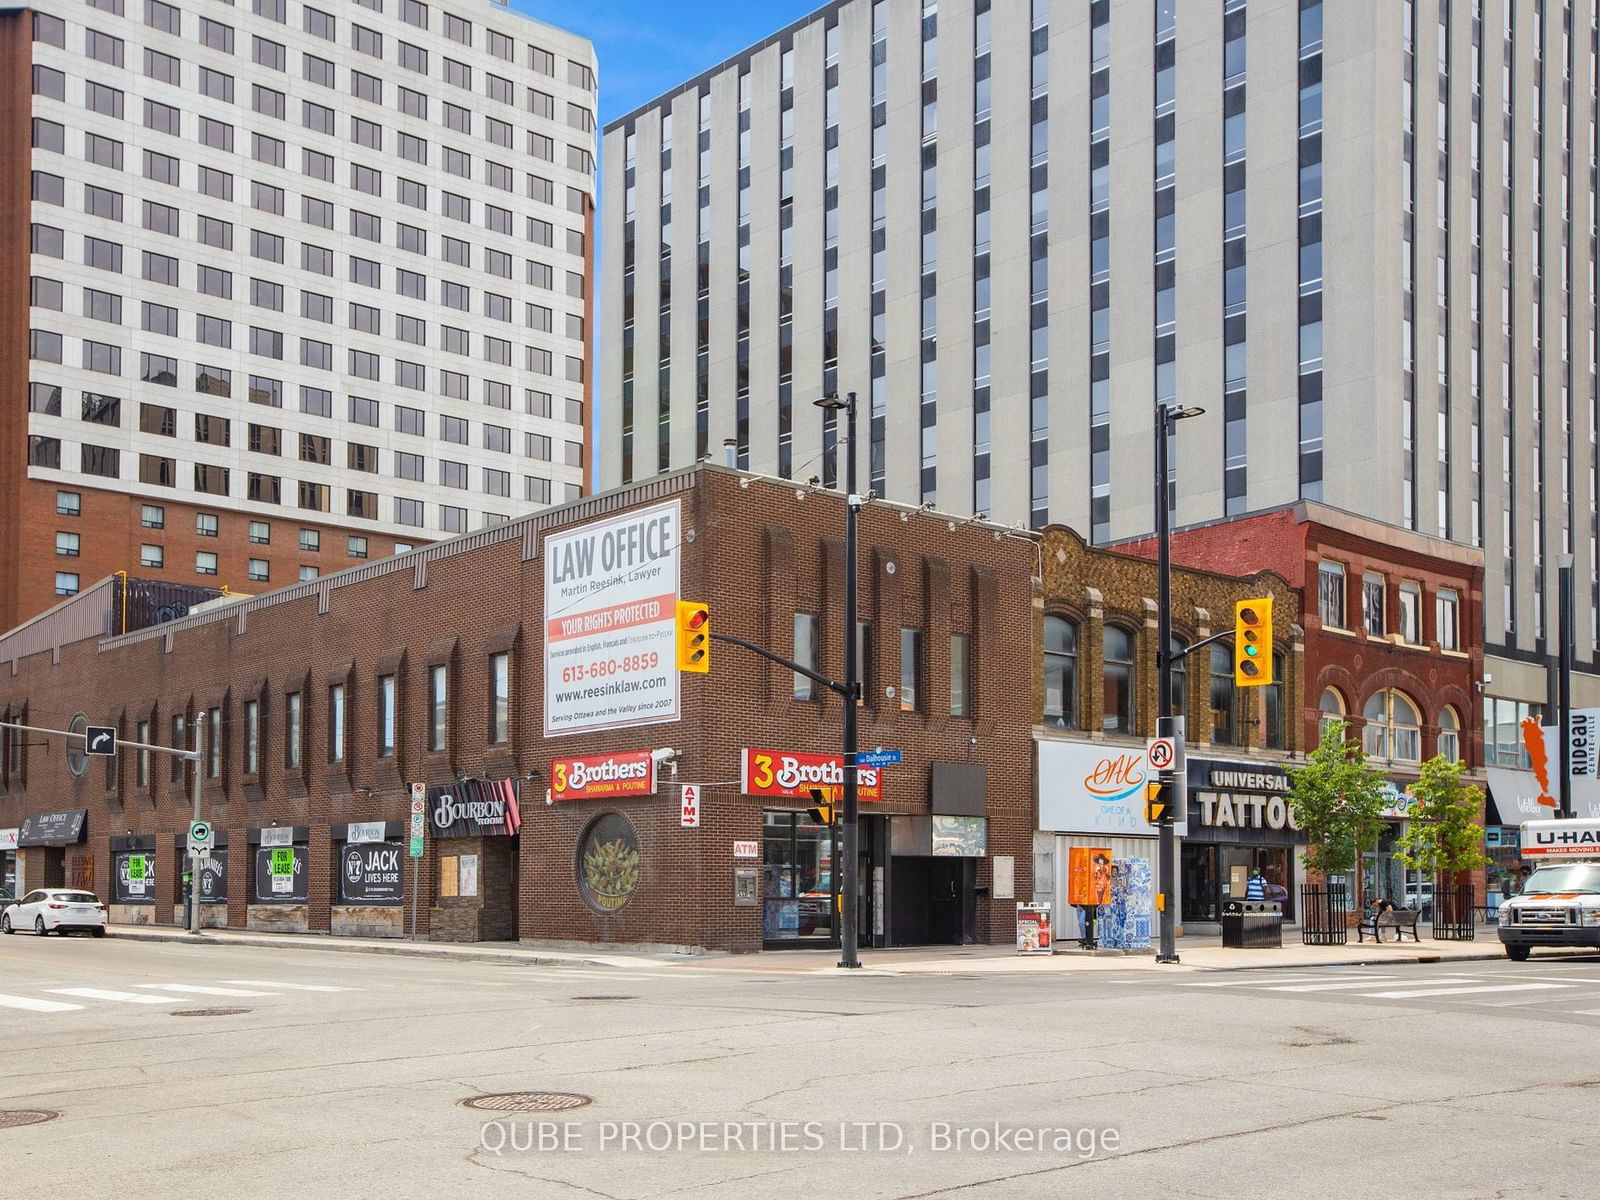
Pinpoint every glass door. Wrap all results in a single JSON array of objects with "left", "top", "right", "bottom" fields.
[{"left": 762, "top": 810, "right": 837, "bottom": 947}]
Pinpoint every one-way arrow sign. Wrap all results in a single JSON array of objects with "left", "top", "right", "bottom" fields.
[{"left": 85, "top": 726, "right": 117, "bottom": 757}]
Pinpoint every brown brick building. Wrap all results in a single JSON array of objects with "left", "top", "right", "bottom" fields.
[
  {"left": 0, "top": 466, "right": 1039, "bottom": 952},
  {"left": 1118, "top": 501, "right": 1487, "bottom": 913},
  {"left": 1031, "top": 527, "right": 1307, "bottom": 936}
]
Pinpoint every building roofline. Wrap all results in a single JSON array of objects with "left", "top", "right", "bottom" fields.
[
  {"left": 1107, "top": 501, "right": 1486, "bottom": 572},
  {"left": 602, "top": 0, "right": 841, "bottom": 133}
]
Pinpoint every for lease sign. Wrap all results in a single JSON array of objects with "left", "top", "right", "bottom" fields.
[
  {"left": 550, "top": 751, "right": 657, "bottom": 800},
  {"left": 740, "top": 748, "right": 884, "bottom": 802},
  {"left": 543, "top": 500, "right": 681, "bottom": 737}
]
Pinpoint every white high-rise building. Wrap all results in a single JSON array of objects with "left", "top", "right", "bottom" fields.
[
  {"left": 601, "top": 0, "right": 1600, "bottom": 718},
  {"left": 2, "top": 0, "right": 596, "bottom": 629}
]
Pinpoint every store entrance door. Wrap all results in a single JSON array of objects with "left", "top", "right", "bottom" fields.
[
  {"left": 763, "top": 809, "right": 836, "bottom": 948},
  {"left": 888, "top": 857, "right": 970, "bottom": 946}
]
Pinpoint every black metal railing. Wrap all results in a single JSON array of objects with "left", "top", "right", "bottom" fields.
[
  {"left": 1300, "top": 883, "right": 1350, "bottom": 945},
  {"left": 1431, "top": 883, "right": 1478, "bottom": 941}
]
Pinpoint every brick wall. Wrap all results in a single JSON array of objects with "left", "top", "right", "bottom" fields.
[
  {"left": 0, "top": 467, "right": 1038, "bottom": 952},
  {"left": 1037, "top": 526, "right": 1305, "bottom": 756}
]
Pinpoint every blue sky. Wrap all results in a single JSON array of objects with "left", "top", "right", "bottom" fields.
[{"left": 512, "top": 0, "right": 823, "bottom": 126}]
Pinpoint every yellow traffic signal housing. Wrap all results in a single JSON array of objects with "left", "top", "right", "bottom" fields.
[
  {"left": 807, "top": 786, "right": 834, "bottom": 827},
  {"left": 1234, "top": 596, "right": 1273, "bottom": 688},
  {"left": 676, "top": 600, "right": 710, "bottom": 673},
  {"left": 1144, "top": 780, "right": 1172, "bottom": 826}
]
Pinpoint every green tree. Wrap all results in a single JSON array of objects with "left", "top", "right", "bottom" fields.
[
  {"left": 1288, "top": 720, "right": 1389, "bottom": 879},
  {"left": 1394, "top": 755, "right": 1489, "bottom": 880}
]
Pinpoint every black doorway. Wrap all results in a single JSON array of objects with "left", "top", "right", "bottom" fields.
[{"left": 889, "top": 856, "right": 969, "bottom": 946}]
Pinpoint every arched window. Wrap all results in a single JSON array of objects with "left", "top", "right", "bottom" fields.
[
  {"left": 1264, "top": 651, "right": 1286, "bottom": 750},
  {"left": 1209, "top": 643, "right": 1237, "bottom": 745},
  {"left": 1167, "top": 635, "right": 1188, "bottom": 719},
  {"left": 1438, "top": 706, "right": 1461, "bottom": 763},
  {"left": 1042, "top": 615, "right": 1078, "bottom": 729},
  {"left": 1363, "top": 689, "right": 1422, "bottom": 762},
  {"left": 1319, "top": 687, "right": 1346, "bottom": 742},
  {"left": 1102, "top": 625, "right": 1134, "bottom": 734}
]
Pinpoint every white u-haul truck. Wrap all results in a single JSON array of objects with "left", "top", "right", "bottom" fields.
[{"left": 1500, "top": 818, "right": 1600, "bottom": 961}]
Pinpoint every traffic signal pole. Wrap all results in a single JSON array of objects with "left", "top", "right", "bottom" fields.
[{"left": 1154, "top": 407, "right": 1179, "bottom": 965}]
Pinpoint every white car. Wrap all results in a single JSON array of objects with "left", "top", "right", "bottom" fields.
[{"left": 2, "top": 888, "right": 108, "bottom": 937}]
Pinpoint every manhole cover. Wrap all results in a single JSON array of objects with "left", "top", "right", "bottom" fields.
[
  {"left": 171, "top": 1008, "right": 251, "bottom": 1017},
  {"left": 0, "top": 1110, "right": 59, "bottom": 1130},
  {"left": 571, "top": 995, "right": 636, "bottom": 1001},
  {"left": 461, "top": 1092, "right": 593, "bottom": 1113}
]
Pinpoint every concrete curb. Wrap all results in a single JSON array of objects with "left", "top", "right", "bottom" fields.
[
  {"left": 1174, "top": 950, "right": 1518, "bottom": 973},
  {"left": 108, "top": 928, "right": 622, "bottom": 969}
]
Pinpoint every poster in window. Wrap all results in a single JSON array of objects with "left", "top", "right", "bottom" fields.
[
  {"left": 338, "top": 841, "right": 404, "bottom": 905},
  {"left": 253, "top": 845, "right": 308, "bottom": 903},
  {"left": 113, "top": 850, "right": 155, "bottom": 904},
  {"left": 576, "top": 812, "right": 640, "bottom": 912}
]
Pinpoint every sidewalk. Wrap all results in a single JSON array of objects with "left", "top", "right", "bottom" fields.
[{"left": 104, "top": 921, "right": 1553, "bottom": 975}]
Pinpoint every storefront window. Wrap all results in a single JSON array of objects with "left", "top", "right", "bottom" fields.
[
  {"left": 1209, "top": 644, "right": 1236, "bottom": 745},
  {"left": 763, "top": 810, "right": 835, "bottom": 944},
  {"left": 1484, "top": 696, "right": 1544, "bottom": 766},
  {"left": 1102, "top": 625, "right": 1133, "bottom": 734},
  {"left": 1043, "top": 615, "right": 1078, "bottom": 729}
]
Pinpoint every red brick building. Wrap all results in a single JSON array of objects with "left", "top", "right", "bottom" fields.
[
  {"left": 0, "top": 466, "right": 1037, "bottom": 952},
  {"left": 1119, "top": 501, "right": 1487, "bottom": 909}
]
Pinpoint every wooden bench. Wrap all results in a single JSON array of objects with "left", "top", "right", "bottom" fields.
[{"left": 1357, "top": 908, "right": 1421, "bottom": 943}]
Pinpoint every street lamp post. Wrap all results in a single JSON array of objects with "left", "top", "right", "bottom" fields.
[
  {"left": 1154, "top": 402, "right": 1205, "bottom": 965},
  {"left": 814, "top": 391, "right": 862, "bottom": 968},
  {"left": 1558, "top": 554, "right": 1575, "bottom": 818}
]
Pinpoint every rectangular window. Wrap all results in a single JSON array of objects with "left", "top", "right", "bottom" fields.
[
  {"left": 243, "top": 700, "right": 259, "bottom": 776},
  {"left": 56, "top": 491, "right": 81, "bottom": 517},
  {"left": 1398, "top": 581, "right": 1422, "bottom": 645},
  {"left": 206, "top": 707, "right": 222, "bottom": 779},
  {"left": 377, "top": 674, "right": 396, "bottom": 757},
  {"left": 899, "top": 629, "right": 922, "bottom": 712},
  {"left": 284, "top": 692, "right": 301, "bottom": 769},
  {"left": 54, "top": 571, "right": 79, "bottom": 597},
  {"left": 489, "top": 652, "right": 510, "bottom": 744},
  {"left": 792, "top": 612, "right": 819, "bottom": 700},
  {"left": 1362, "top": 572, "right": 1386, "bottom": 637},
  {"left": 328, "top": 684, "right": 345, "bottom": 763},
  {"left": 136, "top": 719, "right": 150, "bottom": 788},
  {"left": 1437, "top": 588, "right": 1460, "bottom": 652},
  {"left": 1317, "top": 561, "right": 1346, "bottom": 628},
  {"left": 170, "top": 712, "right": 187, "bottom": 781},
  {"left": 428, "top": 663, "right": 448, "bottom": 751},
  {"left": 55, "top": 531, "right": 79, "bottom": 557},
  {"left": 195, "top": 551, "right": 218, "bottom": 575},
  {"left": 950, "top": 633, "right": 971, "bottom": 717},
  {"left": 248, "top": 559, "right": 269, "bottom": 582},
  {"left": 140, "top": 544, "right": 163, "bottom": 568}
]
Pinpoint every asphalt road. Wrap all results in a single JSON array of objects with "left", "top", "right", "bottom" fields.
[{"left": 2, "top": 936, "right": 1597, "bottom": 1198}]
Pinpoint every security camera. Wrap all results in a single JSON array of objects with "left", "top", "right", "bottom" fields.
[{"left": 650, "top": 747, "right": 680, "bottom": 764}]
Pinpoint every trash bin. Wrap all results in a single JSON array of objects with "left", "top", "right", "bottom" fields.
[{"left": 1220, "top": 900, "right": 1283, "bottom": 948}]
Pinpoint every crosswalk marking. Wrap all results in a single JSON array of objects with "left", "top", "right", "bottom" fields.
[
  {"left": 219, "top": 979, "right": 355, "bottom": 992},
  {"left": 1264, "top": 978, "right": 1454, "bottom": 992},
  {"left": 46, "top": 987, "right": 180, "bottom": 1005},
  {"left": 136, "top": 984, "right": 274, "bottom": 997},
  {"left": 1361, "top": 982, "right": 1571, "bottom": 999},
  {"left": 0, "top": 993, "right": 84, "bottom": 1013},
  {"left": 1181, "top": 974, "right": 1391, "bottom": 987}
]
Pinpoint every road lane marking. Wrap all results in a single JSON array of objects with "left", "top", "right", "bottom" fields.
[
  {"left": 219, "top": 979, "right": 355, "bottom": 992},
  {"left": 0, "top": 993, "right": 84, "bottom": 1012},
  {"left": 46, "top": 988, "right": 182, "bottom": 1004},
  {"left": 1181, "top": 975, "right": 1394, "bottom": 987},
  {"left": 1263, "top": 978, "right": 1448, "bottom": 992},
  {"left": 1361, "top": 982, "right": 1571, "bottom": 999},
  {"left": 136, "top": 984, "right": 275, "bottom": 997}
]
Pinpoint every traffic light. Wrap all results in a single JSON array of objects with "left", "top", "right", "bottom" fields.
[
  {"left": 1145, "top": 780, "right": 1173, "bottom": 826},
  {"left": 808, "top": 787, "right": 834, "bottom": 827},
  {"left": 1234, "top": 596, "right": 1273, "bottom": 687},
  {"left": 675, "top": 600, "right": 710, "bottom": 673}
]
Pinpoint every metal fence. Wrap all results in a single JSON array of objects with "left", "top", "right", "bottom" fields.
[
  {"left": 1300, "top": 883, "right": 1350, "bottom": 945},
  {"left": 1431, "top": 883, "right": 1478, "bottom": 941}
]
